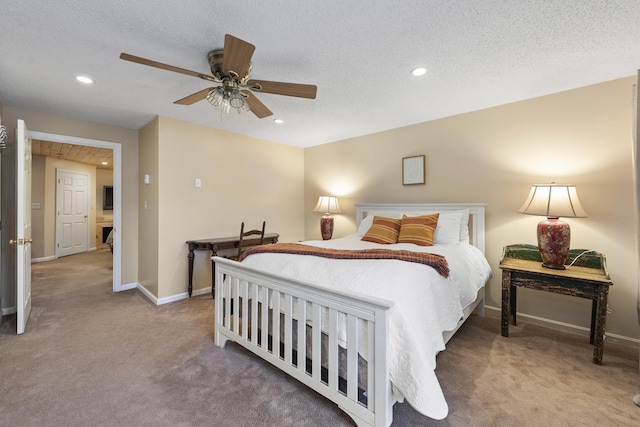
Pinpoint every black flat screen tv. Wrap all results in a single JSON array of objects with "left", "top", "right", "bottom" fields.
[{"left": 103, "top": 185, "right": 113, "bottom": 211}]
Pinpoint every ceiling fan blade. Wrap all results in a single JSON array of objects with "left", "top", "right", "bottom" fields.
[
  {"left": 247, "top": 80, "right": 317, "bottom": 99},
  {"left": 222, "top": 34, "right": 255, "bottom": 79},
  {"left": 174, "top": 88, "right": 214, "bottom": 105},
  {"left": 242, "top": 91, "right": 273, "bottom": 118},
  {"left": 120, "top": 53, "right": 217, "bottom": 82}
]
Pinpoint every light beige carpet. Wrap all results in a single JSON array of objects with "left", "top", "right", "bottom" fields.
[{"left": 0, "top": 249, "right": 638, "bottom": 426}]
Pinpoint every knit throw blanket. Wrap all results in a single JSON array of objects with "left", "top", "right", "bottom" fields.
[{"left": 239, "top": 243, "right": 450, "bottom": 278}]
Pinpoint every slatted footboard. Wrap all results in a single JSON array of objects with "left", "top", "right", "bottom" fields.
[{"left": 213, "top": 256, "right": 395, "bottom": 427}]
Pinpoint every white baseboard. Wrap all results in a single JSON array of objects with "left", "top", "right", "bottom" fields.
[
  {"left": 157, "top": 291, "right": 190, "bottom": 305},
  {"left": 136, "top": 284, "right": 159, "bottom": 305},
  {"left": 485, "top": 305, "right": 639, "bottom": 348},
  {"left": 31, "top": 247, "right": 105, "bottom": 264},
  {"left": 156, "top": 287, "right": 211, "bottom": 304},
  {"left": 119, "top": 282, "right": 138, "bottom": 291},
  {"left": 191, "top": 287, "right": 213, "bottom": 298},
  {"left": 135, "top": 284, "right": 211, "bottom": 305},
  {"left": 31, "top": 256, "right": 57, "bottom": 263},
  {"left": 2, "top": 307, "right": 16, "bottom": 316}
]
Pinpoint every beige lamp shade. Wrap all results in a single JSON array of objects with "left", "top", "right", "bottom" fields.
[
  {"left": 313, "top": 196, "right": 341, "bottom": 214},
  {"left": 518, "top": 184, "right": 588, "bottom": 218}
]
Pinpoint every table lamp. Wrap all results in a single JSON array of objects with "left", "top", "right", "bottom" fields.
[
  {"left": 518, "top": 183, "right": 588, "bottom": 269},
  {"left": 313, "top": 195, "right": 341, "bottom": 240}
]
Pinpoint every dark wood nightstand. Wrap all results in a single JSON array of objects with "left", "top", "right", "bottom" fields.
[{"left": 500, "top": 244, "right": 612, "bottom": 364}]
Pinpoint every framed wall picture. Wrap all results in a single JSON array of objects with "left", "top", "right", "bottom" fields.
[{"left": 402, "top": 155, "right": 425, "bottom": 185}]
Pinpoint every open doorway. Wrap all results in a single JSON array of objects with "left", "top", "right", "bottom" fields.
[
  {"left": 0, "top": 126, "right": 123, "bottom": 331},
  {"left": 29, "top": 131, "right": 122, "bottom": 291}
]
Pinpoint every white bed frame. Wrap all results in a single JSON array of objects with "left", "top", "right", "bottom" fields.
[{"left": 214, "top": 203, "right": 487, "bottom": 426}]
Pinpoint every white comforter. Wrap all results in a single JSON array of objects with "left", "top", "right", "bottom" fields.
[{"left": 239, "top": 234, "right": 492, "bottom": 420}]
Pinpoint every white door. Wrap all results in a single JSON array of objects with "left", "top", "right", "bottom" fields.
[
  {"left": 55, "top": 170, "right": 89, "bottom": 257},
  {"left": 15, "top": 119, "right": 32, "bottom": 334}
]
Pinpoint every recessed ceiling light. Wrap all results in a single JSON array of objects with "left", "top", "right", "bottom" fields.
[
  {"left": 410, "top": 67, "right": 427, "bottom": 77},
  {"left": 273, "top": 119, "right": 284, "bottom": 124},
  {"left": 76, "top": 75, "right": 94, "bottom": 84},
  {"left": 101, "top": 161, "right": 108, "bottom": 165}
]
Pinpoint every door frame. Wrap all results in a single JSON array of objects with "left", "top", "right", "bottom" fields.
[{"left": 29, "top": 131, "right": 123, "bottom": 292}]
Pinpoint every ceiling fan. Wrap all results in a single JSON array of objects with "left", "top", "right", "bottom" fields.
[{"left": 120, "top": 34, "right": 317, "bottom": 119}]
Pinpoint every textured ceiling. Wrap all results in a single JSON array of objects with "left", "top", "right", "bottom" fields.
[{"left": 2, "top": 1, "right": 640, "bottom": 148}]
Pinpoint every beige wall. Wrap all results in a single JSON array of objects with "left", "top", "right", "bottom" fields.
[
  {"left": 138, "top": 118, "right": 159, "bottom": 296},
  {"left": 305, "top": 76, "right": 639, "bottom": 341},
  {"left": 151, "top": 116, "right": 305, "bottom": 299},
  {"left": 31, "top": 155, "right": 46, "bottom": 259},
  {"left": 1, "top": 106, "right": 139, "bottom": 285}
]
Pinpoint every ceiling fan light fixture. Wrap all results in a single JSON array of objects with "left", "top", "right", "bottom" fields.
[
  {"left": 206, "top": 86, "right": 249, "bottom": 115},
  {"left": 229, "top": 97, "right": 250, "bottom": 115},
  {"left": 206, "top": 87, "right": 224, "bottom": 107},
  {"left": 229, "top": 88, "right": 245, "bottom": 108}
]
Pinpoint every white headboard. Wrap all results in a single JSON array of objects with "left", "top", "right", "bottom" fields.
[{"left": 355, "top": 203, "right": 486, "bottom": 254}]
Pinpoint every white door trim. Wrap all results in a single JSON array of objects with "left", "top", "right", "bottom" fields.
[{"left": 28, "top": 131, "right": 123, "bottom": 292}]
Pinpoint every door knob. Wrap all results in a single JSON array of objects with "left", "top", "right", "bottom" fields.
[{"left": 9, "top": 238, "right": 31, "bottom": 245}]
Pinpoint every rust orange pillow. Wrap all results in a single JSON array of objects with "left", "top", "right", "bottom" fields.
[
  {"left": 361, "top": 216, "right": 402, "bottom": 244},
  {"left": 397, "top": 214, "right": 439, "bottom": 246}
]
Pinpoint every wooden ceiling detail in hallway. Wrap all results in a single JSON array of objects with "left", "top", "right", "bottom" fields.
[{"left": 32, "top": 140, "right": 113, "bottom": 170}]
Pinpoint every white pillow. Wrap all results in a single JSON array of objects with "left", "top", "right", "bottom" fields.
[
  {"left": 459, "top": 209, "right": 470, "bottom": 243},
  {"left": 432, "top": 211, "right": 464, "bottom": 244},
  {"left": 356, "top": 209, "right": 470, "bottom": 244},
  {"left": 356, "top": 214, "right": 374, "bottom": 237}
]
